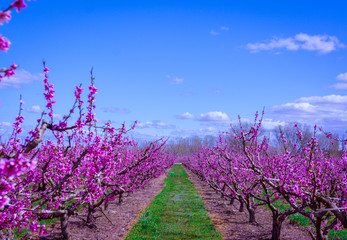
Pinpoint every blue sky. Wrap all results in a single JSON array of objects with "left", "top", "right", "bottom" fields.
[{"left": 1, "top": 0, "right": 347, "bottom": 139}]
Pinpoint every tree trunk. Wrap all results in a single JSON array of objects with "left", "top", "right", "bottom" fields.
[
  {"left": 239, "top": 200, "right": 244, "bottom": 212},
  {"left": 86, "top": 204, "right": 93, "bottom": 223},
  {"left": 271, "top": 217, "right": 282, "bottom": 240},
  {"left": 60, "top": 213, "right": 70, "bottom": 240},
  {"left": 118, "top": 193, "right": 123, "bottom": 204},
  {"left": 247, "top": 207, "right": 256, "bottom": 223},
  {"left": 315, "top": 230, "right": 329, "bottom": 240},
  {"left": 104, "top": 201, "right": 109, "bottom": 210},
  {"left": 229, "top": 197, "right": 235, "bottom": 205},
  {"left": 315, "top": 218, "right": 329, "bottom": 240}
]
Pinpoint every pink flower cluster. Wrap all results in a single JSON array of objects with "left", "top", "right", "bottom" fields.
[
  {"left": 0, "top": 34, "right": 10, "bottom": 52},
  {"left": 11, "top": 0, "right": 28, "bottom": 13},
  {"left": 0, "top": 11, "right": 11, "bottom": 25},
  {"left": 0, "top": 63, "right": 18, "bottom": 83}
]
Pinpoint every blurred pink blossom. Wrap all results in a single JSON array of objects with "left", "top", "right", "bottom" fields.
[{"left": 0, "top": 11, "right": 11, "bottom": 25}]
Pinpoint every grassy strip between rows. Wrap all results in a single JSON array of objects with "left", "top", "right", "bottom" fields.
[{"left": 125, "top": 164, "right": 223, "bottom": 240}]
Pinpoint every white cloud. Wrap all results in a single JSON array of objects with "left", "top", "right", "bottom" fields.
[
  {"left": 337, "top": 72, "right": 347, "bottom": 81},
  {"left": 296, "top": 95, "right": 347, "bottom": 104},
  {"left": 247, "top": 33, "right": 344, "bottom": 54},
  {"left": 330, "top": 72, "right": 347, "bottom": 90},
  {"left": 53, "top": 114, "right": 62, "bottom": 120},
  {"left": 166, "top": 75, "right": 184, "bottom": 85},
  {"left": 295, "top": 33, "right": 344, "bottom": 54},
  {"left": 210, "top": 27, "right": 229, "bottom": 36},
  {"left": 209, "top": 30, "right": 219, "bottom": 36},
  {"left": 197, "top": 111, "right": 230, "bottom": 122},
  {"left": 272, "top": 102, "right": 317, "bottom": 113},
  {"left": 0, "top": 69, "right": 43, "bottom": 88},
  {"left": 332, "top": 83, "right": 347, "bottom": 90},
  {"left": 177, "top": 111, "right": 231, "bottom": 123},
  {"left": 261, "top": 118, "right": 286, "bottom": 130},
  {"left": 137, "top": 120, "right": 175, "bottom": 129},
  {"left": 170, "top": 77, "right": 184, "bottom": 85},
  {"left": 268, "top": 94, "right": 347, "bottom": 132},
  {"left": 331, "top": 73, "right": 347, "bottom": 90},
  {"left": 177, "top": 112, "right": 195, "bottom": 119},
  {"left": 247, "top": 37, "right": 299, "bottom": 52},
  {"left": 27, "top": 105, "right": 42, "bottom": 114}
]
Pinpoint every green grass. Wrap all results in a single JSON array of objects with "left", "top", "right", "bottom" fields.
[{"left": 125, "top": 164, "right": 223, "bottom": 240}]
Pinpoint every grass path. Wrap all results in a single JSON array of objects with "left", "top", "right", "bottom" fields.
[{"left": 125, "top": 164, "right": 223, "bottom": 240}]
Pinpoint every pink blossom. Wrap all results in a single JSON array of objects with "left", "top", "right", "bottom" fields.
[
  {"left": 0, "top": 35, "right": 11, "bottom": 52},
  {"left": 0, "top": 196, "right": 9, "bottom": 209},
  {"left": 0, "top": 180, "right": 12, "bottom": 195},
  {"left": 88, "top": 85, "right": 98, "bottom": 94},
  {"left": 4, "top": 68, "right": 15, "bottom": 78},
  {"left": 10, "top": 0, "right": 28, "bottom": 12},
  {"left": 11, "top": 62, "right": 18, "bottom": 69},
  {"left": 74, "top": 86, "right": 84, "bottom": 99},
  {"left": 0, "top": 11, "right": 11, "bottom": 25},
  {"left": 0, "top": 158, "right": 19, "bottom": 178}
]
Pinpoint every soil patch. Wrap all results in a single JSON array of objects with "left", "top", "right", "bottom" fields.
[
  {"left": 184, "top": 167, "right": 311, "bottom": 240},
  {"left": 34, "top": 174, "right": 166, "bottom": 240}
]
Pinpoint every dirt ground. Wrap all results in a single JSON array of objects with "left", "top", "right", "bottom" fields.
[
  {"left": 34, "top": 174, "right": 167, "bottom": 240},
  {"left": 184, "top": 167, "right": 312, "bottom": 240}
]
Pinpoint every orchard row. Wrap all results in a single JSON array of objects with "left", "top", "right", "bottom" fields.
[
  {"left": 1, "top": 62, "right": 174, "bottom": 240},
  {"left": 1, "top": 3, "right": 174, "bottom": 239},
  {"left": 183, "top": 113, "right": 347, "bottom": 240}
]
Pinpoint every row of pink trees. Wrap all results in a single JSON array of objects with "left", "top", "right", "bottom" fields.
[
  {"left": 0, "top": 63, "right": 174, "bottom": 240},
  {"left": 183, "top": 112, "right": 347, "bottom": 240},
  {"left": 1, "top": 1, "right": 174, "bottom": 239}
]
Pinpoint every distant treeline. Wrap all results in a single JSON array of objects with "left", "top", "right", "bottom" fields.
[{"left": 164, "top": 123, "right": 345, "bottom": 157}]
